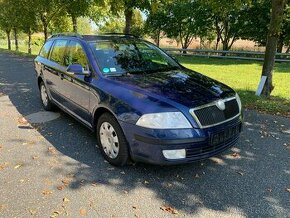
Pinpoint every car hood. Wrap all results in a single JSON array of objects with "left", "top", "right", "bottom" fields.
[{"left": 110, "top": 68, "right": 235, "bottom": 108}]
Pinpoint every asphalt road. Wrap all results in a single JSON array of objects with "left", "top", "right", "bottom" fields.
[{"left": 0, "top": 52, "right": 289, "bottom": 218}]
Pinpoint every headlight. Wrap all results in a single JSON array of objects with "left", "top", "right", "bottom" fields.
[
  {"left": 236, "top": 93, "right": 242, "bottom": 111},
  {"left": 136, "top": 112, "right": 192, "bottom": 129}
]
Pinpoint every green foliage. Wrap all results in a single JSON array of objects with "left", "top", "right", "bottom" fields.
[
  {"left": 48, "top": 15, "right": 72, "bottom": 33},
  {"left": 77, "top": 17, "right": 95, "bottom": 35},
  {"left": 98, "top": 10, "right": 144, "bottom": 36}
]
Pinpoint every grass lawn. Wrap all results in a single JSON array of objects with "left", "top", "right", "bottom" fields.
[
  {"left": 176, "top": 56, "right": 290, "bottom": 116},
  {"left": 0, "top": 44, "right": 289, "bottom": 116}
]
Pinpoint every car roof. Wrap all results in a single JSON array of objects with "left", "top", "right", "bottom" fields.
[{"left": 49, "top": 33, "right": 140, "bottom": 42}]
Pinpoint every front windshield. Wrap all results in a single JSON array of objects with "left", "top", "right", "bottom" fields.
[{"left": 90, "top": 39, "right": 180, "bottom": 75}]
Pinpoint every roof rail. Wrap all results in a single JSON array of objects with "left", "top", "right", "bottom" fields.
[
  {"left": 101, "top": 33, "right": 140, "bottom": 38},
  {"left": 49, "top": 32, "right": 83, "bottom": 39}
]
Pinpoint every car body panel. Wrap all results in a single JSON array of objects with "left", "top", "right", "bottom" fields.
[{"left": 34, "top": 34, "right": 243, "bottom": 165}]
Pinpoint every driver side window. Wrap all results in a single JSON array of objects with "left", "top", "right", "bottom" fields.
[{"left": 65, "top": 41, "right": 88, "bottom": 70}]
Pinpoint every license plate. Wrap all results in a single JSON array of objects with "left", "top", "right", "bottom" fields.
[{"left": 210, "top": 124, "right": 241, "bottom": 146}]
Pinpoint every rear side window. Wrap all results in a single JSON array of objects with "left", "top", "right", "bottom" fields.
[
  {"left": 65, "top": 41, "right": 88, "bottom": 70},
  {"left": 50, "top": 40, "right": 68, "bottom": 65},
  {"left": 39, "top": 40, "right": 53, "bottom": 58}
]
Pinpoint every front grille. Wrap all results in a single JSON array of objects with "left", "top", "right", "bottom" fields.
[{"left": 191, "top": 98, "right": 240, "bottom": 128}]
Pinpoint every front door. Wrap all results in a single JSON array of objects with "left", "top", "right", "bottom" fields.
[{"left": 61, "top": 40, "right": 92, "bottom": 124}]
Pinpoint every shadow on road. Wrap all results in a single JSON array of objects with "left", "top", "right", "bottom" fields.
[{"left": 0, "top": 52, "right": 289, "bottom": 217}]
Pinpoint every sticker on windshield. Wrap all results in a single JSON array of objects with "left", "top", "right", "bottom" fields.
[
  {"left": 102, "top": 68, "right": 110, "bottom": 73},
  {"left": 110, "top": 68, "right": 117, "bottom": 72}
]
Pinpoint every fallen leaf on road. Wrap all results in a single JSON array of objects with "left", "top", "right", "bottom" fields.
[
  {"left": 236, "top": 171, "right": 244, "bottom": 176},
  {"left": 123, "top": 190, "right": 128, "bottom": 194},
  {"left": 79, "top": 208, "right": 87, "bottom": 216},
  {"left": 160, "top": 206, "right": 178, "bottom": 214},
  {"left": 63, "top": 197, "right": 70, "bottom": 203},
  {"left": 18, "top": 117, "right": 28, "bottom": 125},
  {"left": 14, "top": 163, "right": 23, "bottom": 169},
  {"left": 91, "top": 181, "right": 98, "bottom": 187},
  {"left": 62, "top": 177, "right": 72, "bottom": 186},
  {"left": 132, "top": 206, "right": 137, "bottom": 209},
  {"left": 120, "top": 171, "right": 125, "bottom": 175},
  {"left": 144, "top": 180, "right": 149, "bottom": 185},
  {"left": 0, "top": 163, "right": 8, "bottom": 171},
  {"left": 57, "top": 185, "right": 65, "bottom": 190},
  {"left": 28, "top": 208, "right": 37, "bottom": 216},
  {"left": 42, "top": 190, "right": 53, "bottom": 196},
  {"left": 266, "top": 188, "right": 272, "bottom": 192},
  {"left": 32, "top": 155, "right": 39, "bottom": 160},
  {"left": 286, "top": 188, "right": 290, "bottom": 193},
  {"left": 50, "top": 210, "right": 61, "bottom": 218},
  {"left": 231, "top": 153, "right": 241, "bottom": 158},
  {"left": 48, "top": 147, "right": 57, "bottom": 155}
]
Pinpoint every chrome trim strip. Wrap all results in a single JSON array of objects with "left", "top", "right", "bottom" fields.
[{"left": 189, "top": 96, "right": 241, "bottom": 129}]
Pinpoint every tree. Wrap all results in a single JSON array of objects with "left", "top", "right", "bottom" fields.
[
  {"left": 204, "top": 0, "right": 251, "bottom": 50},
  {"left": 0, "top": 0, "right": 13, "bottom": 50},
  {"left": 97, "top": 10, "right": 144, "bottom": 36},
  {"left": 35, "top": 0, "right": 65, "bottom": 40},
  {"left": 240, "top": 0, "right": 290, "bottom": 53},
  {"left": 19, "top": 0, "right": 40, "bottom": 54},
  {"left": 108, "top": 0, "right": 150, "bottom": 34},
  {"left": 48, "top": 14, "right": 72, "bottom": 34},
  {"left": 261, "top": 0, "right": 287, "bottom": 97},
  {"left": 60, "top": 0, "right": 92, "bottom": 32},
  {"left": 145, "top": 1, "right": 168, "bottom": 47},
  {"left": 77, "top": 17, "right": 95, "bottom": 34},
  {"left": 161, "top": 0, "right": 213, "bottom": 50}
]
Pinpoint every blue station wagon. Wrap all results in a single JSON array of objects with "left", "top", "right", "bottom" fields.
[{"left": 34, "top": 33, "right": 243, "bottom": 166}]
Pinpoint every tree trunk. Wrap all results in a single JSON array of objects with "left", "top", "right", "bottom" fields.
[
  {"left": 28, "top": 29, "right": 32, "bottom": 54},
  {"left": 124, "top": 7, "right": 133, "bottom": 34},
  {"left": 43, "top": 24, "right": 48, "bottom": 41},
  {"left": 155, "top": 29, "right": 161, "bottom": 47},
  {"left": 277, "top": 36, "right": 284, "bottom": 53},
  {"left": 13, "top": 28, "right": 19, "bottom": 52},
  {"left": 261, "top": 0, "right": 286, "bottom": 97},
  {"left": 72, "top": 15, "right": 78, "bottom": 33},
  {"left": 286, "top": 46, "right": 290, "bottom": 53},
  {"left": 6, "top": 30, "right": 11, "bottom": 50}
]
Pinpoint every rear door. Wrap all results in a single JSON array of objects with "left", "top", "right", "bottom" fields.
[
  {"left": 61, "top": 40, "right": 92, "bottom": 124},
  {"left": 44, "top": 39, "right": 69, "bottom": 105}
]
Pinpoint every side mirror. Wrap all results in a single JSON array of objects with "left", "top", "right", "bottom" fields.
[{"left": 66, "top": 64, "right": 90, "bottom": 76}]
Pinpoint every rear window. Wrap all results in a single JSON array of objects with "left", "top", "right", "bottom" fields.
[
  {"left": 49, "top": 40, "right": 68, "bottom": 65},
  {"left": 39, "top": 40, "right": 53, "bottom": 58}
]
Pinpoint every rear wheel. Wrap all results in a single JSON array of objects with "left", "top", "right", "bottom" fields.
[
  {"left": 39, "top": 81, "right": 54, "bottom": 111},
  {"left": 96, "top": 113, "right": 129, "bottom": 166}
]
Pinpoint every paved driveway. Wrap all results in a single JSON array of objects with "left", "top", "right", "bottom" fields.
[{"left": 0, "top": 52, "right": 289, "bottom": 217}]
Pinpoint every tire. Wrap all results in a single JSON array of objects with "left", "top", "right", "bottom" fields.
[
  {"left": 39, "top": 81, "right": 54, "bottom": 111},
  {"left": 96, "top": 113, "right": 129, "bottom": 166}
]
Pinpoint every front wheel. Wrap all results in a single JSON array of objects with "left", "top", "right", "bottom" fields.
[{"left": 96, "top": 113, "right": 129, "bottom": 166}]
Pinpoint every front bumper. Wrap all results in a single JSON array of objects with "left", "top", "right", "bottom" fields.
[{"left": 119, "top": 116, "right": 243, "bottom": 165}]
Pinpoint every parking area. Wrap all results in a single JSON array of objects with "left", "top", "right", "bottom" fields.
[{"left": 0, "top": 52, "right": 289, "bottom": 217}]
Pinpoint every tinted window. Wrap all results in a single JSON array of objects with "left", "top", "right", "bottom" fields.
[
  {"left": 39, "top": 40, "right": 53, "bottom": 58},
  {"left": 65, "top": 41, "right": 88, "bottom": 70},
  {"left": 50, "top": 40, "right": 68, "bottom": 65}
]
